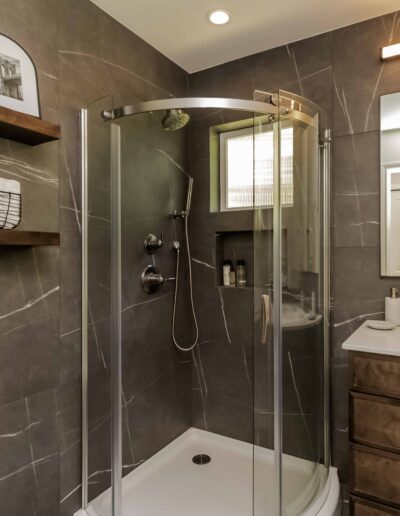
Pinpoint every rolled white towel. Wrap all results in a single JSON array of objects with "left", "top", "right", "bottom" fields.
[{"left": 0, "top": 178, "right": 21, "bottom": 194}]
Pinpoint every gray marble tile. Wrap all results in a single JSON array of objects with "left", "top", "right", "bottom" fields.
[
  {"left": 127, "top": 364, "right": 191, "bottom": 464},
  {"left": 333, "top": 11, "right": 400, "bottom": 137},
  {"left": 57, "top": 0, "right": 103, "bottom": 58},
  {"left": 0, "top": 467, "right": 36, "bottom": 516},
  {"left": 333, "top": 247, "right": 400, "bottom": 328}
]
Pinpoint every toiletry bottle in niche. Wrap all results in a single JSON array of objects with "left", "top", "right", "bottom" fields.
[
  {"left": 236, "top": 260, "right": 247, "bottom": 287},
  {"left": 385, "top": 287, "right": 400, "bottom": 324},
  {"left": 229, "top": 264, "right": 236, "bottom": 286},
  {"left": 223, "top": 260, "right": 232, "bottom": 287}
]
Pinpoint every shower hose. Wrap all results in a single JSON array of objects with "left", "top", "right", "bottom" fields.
[{"left": 172, "top": 213, "right": 199, "bottom": 352}]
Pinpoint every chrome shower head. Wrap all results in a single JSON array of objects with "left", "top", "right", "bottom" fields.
[{"left": 162, "top": 109, "right": 190, "bottom": 131}]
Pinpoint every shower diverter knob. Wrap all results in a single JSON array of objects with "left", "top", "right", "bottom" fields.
[{"left": 144, "top": 233, "right": 163, "bottom": 253}]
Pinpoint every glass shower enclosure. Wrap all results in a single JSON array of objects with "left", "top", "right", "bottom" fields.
[{"left": 80, "top": 92, "right": 331, "bottom": 516}]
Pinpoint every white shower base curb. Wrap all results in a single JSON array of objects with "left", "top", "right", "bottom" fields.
[{"left": 75, "top": 428, "right": 340, "bottom": 516}]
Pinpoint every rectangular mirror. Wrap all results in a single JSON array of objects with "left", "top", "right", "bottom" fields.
[{"left": 380, "top": 91, "right": 400, "bottom": 277}]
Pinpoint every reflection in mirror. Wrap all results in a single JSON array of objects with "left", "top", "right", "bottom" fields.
[{"left": 380, "top": 92, "right": 400, "bottom": 276}]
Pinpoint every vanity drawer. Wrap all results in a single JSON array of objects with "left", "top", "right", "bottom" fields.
[
  {"left": 352, "top": 444, "right": 400, "bottom": 508},
  {"left": 351, "top": 496, "right": 400, "bottom": 515},
  {"left": 351, "top": 392, "right": 400, "bottom": 453},
  {"left": 351, "top": 353, "right": 400, "bottom": 398}
]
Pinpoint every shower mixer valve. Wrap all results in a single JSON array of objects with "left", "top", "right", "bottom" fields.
[{"left": 141, "top": 265, "right": 175, "bottom": 294}]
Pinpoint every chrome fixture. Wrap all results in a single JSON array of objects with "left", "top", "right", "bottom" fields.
[
  {"left": 141, "top": 265, "right": 175, "bottom": 294},
  {"left": 162, "top": 109, "right": 190, "bottom": 131},
  {"left": 173, "top": 177, "right": 193, "bottom": 219},
  {"left": 173, "top": 209, "right": 188, "bottom": 219},
  {"left": 144, "top": 233, "right": 163, "bottom": 253}
]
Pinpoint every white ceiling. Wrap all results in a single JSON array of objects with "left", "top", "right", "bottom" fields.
[{"left": 92, "top": 0, "right": 400, "bottom": 72}]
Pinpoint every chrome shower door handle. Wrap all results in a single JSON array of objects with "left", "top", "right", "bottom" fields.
[{"left": 261, "top": 294, "right": 271, "bottom": 344}]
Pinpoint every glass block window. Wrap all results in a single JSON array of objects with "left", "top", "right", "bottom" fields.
[{"left": 220, "top": 125, "right": 293, "bottom": 210}]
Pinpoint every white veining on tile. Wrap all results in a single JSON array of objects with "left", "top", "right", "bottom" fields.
[
  {"left": 335, "top": 191, "right": 379, "bottom": 196},
  {"left": 0, "top": 454, "right": 54, "bottom": 483},
  {"left": 58, "top": 50, "right": 175, "bottom": 98},
  {"left": 334, "top": 310, "right": 384, "bottom": 328},
  {"left": 286, "top": 45, "right": 304, "bottom": 96},
  {"left": 155, "top": 147, "right": 190, "bottom": 177},
  {"left": 62, "top": 150, "right": 82, "bottom": 233},
  {"left": 89, "top": 307, "right": 107, "bottom": 370},
  {"left": 60, "top": 205, "right": 110, "bottom": 223},
  {"left": 192, "top": 257, "right": 215, "bottom": 270},
  {"left": 192, "top": 349, "right": 208, "bottom": 429},
  {"left": 242, "top": 347, "right": 251, "bottom": 388},
  {"left": 32, "top": 249, "right": 50, "bottom": 320},
  {"left": 122, "top": 292, "right": 173, "bottom": 312},
  {"left": 0, "top": 156, "right": 58, "bottom": 186},
  {"left": 25, "top": 398, "right": 38, "bottom": 485},
  {"left": 60, "top": 483, "right": 81, "bottom": 504},
  {"left": 217, "top": 287, "right": 231, "bottom": 344},
  {"left": 60, "top": 327, "right": 81, "bottom": 338},
  {"left": 0, "top": 285, "right": 59, "bottom": 320},
  {"left": 349, "top": 220, "right": 379, "bottom": 226},
  {"left": 0, "top": 420, "right": 40, "bottom": 440},
  {"left": 364, "top": 63, "right": 384, "bottom": 133},
  {"left": 333, "top": 76, "right": 354, "bottom": 135},
  {"left": 196, "top": 346, "right": 208, "bottom": 395},
  {"left": 38, "top": 69, "right": 58, "bottom": 81},
  {"left": 287, "top": 351, "right": 313, "bottom": 450},
  {"left": 86, "top": 461, "right": 145, "bottom": 486},
  {"left": 122, "top": 389, "right": 136, "bottom": 464}
]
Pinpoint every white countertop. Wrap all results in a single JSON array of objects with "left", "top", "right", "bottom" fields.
[{"left": 342, "top": 321, "right": 400, "bottom": 356}]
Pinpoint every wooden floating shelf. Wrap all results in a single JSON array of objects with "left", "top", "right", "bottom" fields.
[
  {"left": 0, "top": 107, "right": 60, "bottom": 146},
  {"left": 0, "top": 231, "right": 60, "bottom": 246}
]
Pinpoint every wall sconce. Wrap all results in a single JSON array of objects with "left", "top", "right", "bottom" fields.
[{"left": 381, "top": 43, "right": 400, "bottom": 61}]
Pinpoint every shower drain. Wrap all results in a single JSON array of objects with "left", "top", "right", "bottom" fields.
[{"left": 192, "top": 454, "right": 211, "bottom": 465}]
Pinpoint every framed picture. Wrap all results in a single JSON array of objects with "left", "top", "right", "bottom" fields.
[{"left": 0, "top": 34, "right": 40, "bottom": 117}]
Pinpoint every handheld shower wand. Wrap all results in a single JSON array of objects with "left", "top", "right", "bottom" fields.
[{"left": 171, "top": 178, "right": 199, "bottom": 352}]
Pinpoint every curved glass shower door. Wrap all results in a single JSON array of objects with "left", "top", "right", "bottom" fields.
[
  {"left": 81, "top": 95, "right": 331, "bottom": 516},
  {"left": 280, "top": 91, "right": 329, "bottom": 515},
  {"left": 253, "top": 91, "right": 330, "bottom": 516},
  {"left": 113, "top": 104, "right": 274, "bottom": 516}
]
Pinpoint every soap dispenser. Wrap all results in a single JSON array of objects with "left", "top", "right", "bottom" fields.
[{"left": 385, "top": 287, "right": 400, "bottom": 325}]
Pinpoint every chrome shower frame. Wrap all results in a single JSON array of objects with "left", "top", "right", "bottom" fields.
[{"left": 81, "top": 95, "right": 330, "bottom": 516}]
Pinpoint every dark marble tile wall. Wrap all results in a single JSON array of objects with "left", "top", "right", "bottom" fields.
[
  {"left": 189, "top": 9, "right": 400, "bottom": 483},
  {"left": 187, "top": 108, "right": 255, "bottom": 442},
  {"left": 0, "top": 0, "right": 188, "bottom": 515}
]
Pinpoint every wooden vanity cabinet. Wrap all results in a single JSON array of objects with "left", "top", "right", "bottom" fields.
[{"left": 350, "top": 352, "right": 400, "bottom": 514}]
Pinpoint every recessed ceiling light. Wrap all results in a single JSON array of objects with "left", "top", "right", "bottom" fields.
[{"left": 207, "top": 9, "right": 231, "bottom": 25}]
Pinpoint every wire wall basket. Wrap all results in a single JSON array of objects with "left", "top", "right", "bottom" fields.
[{"left": 0, "top": 190, "right": 22, "bottom": 229}]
